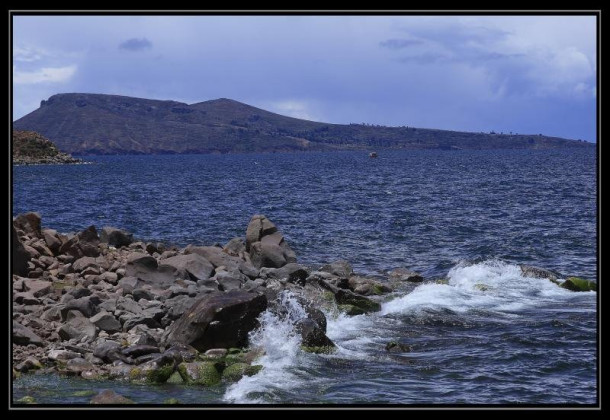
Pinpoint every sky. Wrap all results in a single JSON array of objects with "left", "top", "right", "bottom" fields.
[{"left": 12, "top": 15, "right": 597, "bottom": 141}]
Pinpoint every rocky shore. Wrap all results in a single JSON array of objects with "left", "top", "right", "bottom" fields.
[{"left": 11, "top": 212, "right": 596, "bottom": 404}]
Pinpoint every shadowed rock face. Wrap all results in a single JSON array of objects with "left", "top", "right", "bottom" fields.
[
  {"left": 13, "top": 93, "right": 592, "bottom": 155},
  {"left": 12, "top": 226, "right": 29, "bottom": 276},
  {"left": 163, "top": 291, "right": 267, "bottom": 351}
]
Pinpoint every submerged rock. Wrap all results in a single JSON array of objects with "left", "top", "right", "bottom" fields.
[
  {"left": 222, "top": 363, "right": 262, "bottom": 382},
  {"left": 90, "top": 390, "right": 134, "bottom": 405},
  {"left": 560, "top": 277, "right": 596, "bottom": 292}
]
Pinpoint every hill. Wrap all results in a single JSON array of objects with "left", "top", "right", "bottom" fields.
[
  {"left": 12, "top": 130, "right": 81, "bottom": 165},
  {"left": 13, "top": 93, "right": 593, "bottom": 155}
]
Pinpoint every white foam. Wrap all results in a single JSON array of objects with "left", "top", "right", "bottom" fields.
[
  {"left": 223, "top": 292, "right": 313, "bottom": 403},
  {"left": 382, "top": 260, "right": 591, "bottom": 316}
]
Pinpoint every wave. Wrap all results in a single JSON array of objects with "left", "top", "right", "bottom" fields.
[{"left": 382, "top": 259, "right": 593, "bottom": 316}]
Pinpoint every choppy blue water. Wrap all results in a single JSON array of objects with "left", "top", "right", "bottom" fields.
[{"left": 12, "top": 149, "right": 597, "bottom": 405}]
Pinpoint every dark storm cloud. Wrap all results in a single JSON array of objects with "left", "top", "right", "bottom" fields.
[
  {"left": 119, "top": 38, "right": 152, "bottom": 51},
  {"left": 379, "top": 39, "right": 424, "bottom": 49}
]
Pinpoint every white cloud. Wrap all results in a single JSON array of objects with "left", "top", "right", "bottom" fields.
[
  {"left": 13, "top": 45, "right": 45, "bottom": 62},
  {"left": 13, "top": 65, "right": 77, "bottom": 84},
  {"left": 268, "top": 100, "right": 318, "bottom": 121}
]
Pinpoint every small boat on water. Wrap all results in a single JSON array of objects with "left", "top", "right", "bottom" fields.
[{"left": 369, "top": 152, "right": 378, "bottom": 158}]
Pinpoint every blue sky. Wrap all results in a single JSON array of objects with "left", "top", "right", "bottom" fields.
[{"left": 13, "top": 15, "right": 597, "bottom": 141}]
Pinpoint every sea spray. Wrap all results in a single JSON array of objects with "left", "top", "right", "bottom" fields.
[
  {"left": 381, "top": 260, "right": 589, "bottom": 316},
  {"left": 223, "top": 291, "right": 314, "bottom": 403}
]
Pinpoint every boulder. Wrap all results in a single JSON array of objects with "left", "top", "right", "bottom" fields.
[
  {"left": 245, "top": 214, "right": 278, "bottom": 251},
  {"left": 90, "top": 311, "right": 121, "bottom": 333},
  {"left": 222, "top": 363, "right": 262, "bottom": 382},
  {"left": 520, "top": 265, "right": 560, "bottom": 282},
  {"left": 164, "top": 295, "right": 199, "bottom": 320},
  {"left": 560, "top": 277, "right": 597, "bottom": 292},
  {"left": 177, "top": 361, "right": 221, "bottom": 386},
  {"left": 42, "top": 229, "right": 62, "bottom": 255},
  {"left": 223, "top": 238, "right": 246, "bottom": 257},
  {"left": 320, "top": 260, "right": 353, "bottom": 278},
  {"left": 13, "top": 321, "right": 43, "bottom": 346},
  {"left": 12, "top": 226, "right": 30, "bottom": 276},
  {"left": 58, "top": 310, "right": 97, "bottom": 341},
  {"left": 186, "top": 245, "right": 259, "bottom": 279},
  {"left": 93, "top": 340, "right": 123, "bottom": 363},
  {"left": 122, "top": 345, "right": 160, "bottom": 358},
  {"left": 23, "top": 279, "right": 52, "bottom": 297},
  {"left": 163, "top": 290, "right": 267, "bottom": 352},
  {"left": 13, "top": 212, "right": 41, "bottom": 238},
  {"left": 126, "top": 253, "right": 175, "bottom": 286},
  {"left": 319, "top": 280, "right": 381, "bottom": 313},
  {"left": 59, "top": 226, "right": 101, "bottom": 259},
  {"left": 295, "top": 318, "right": 335, "bottom": 348},
  {"left": 213, "top": 269, "right": 248, "bottom": 292},
  {"left": 61, "top": 296, "right": 98, "bottom": 319},
  {"left": 158, "top": 253, "right": 214, "bottom": 282},
  {"left": 388, "top": 267, "right": 423, "bottom": 283},
  {"left": 348, "top": 276, "right": 392, "bottom": 296},
  {"left": 100, "top": 227, "right": 134, "bottom": 248},
  {"left": 90, "top": 390, "right": 134, "bottom": 405}
]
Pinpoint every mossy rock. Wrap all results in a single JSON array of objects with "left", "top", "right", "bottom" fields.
[
  {"left": 128, "top": 367, "right": 143, "bottom": 382},
  {"left": 338, "top": 304, "right": 366, "bottom": 316},
  {"left": 12, "top": 369, "right": 20, "bottom": 380},
  {"left": 321, "top": 291, "right": 335, "bottom": 302},
  {"left": 228, "top": 348, "right": 243, "bottom": 355},
  {"left": 146, "top": 364, "right": 175, "bottom": 384},
  {"left": 474, "top": 283, "right": 490, "bottom": 292},
  {"left": 72, "top": 390, "right": 96, "bottom": 397},
  {"left": 166, "top": 371, "right": 184, "bottom": 384},
  {"left": 371, "top": 283, "right": 391, "bottom": 295},
  {"left": 301, "top": 346, "right": 336, "bottom": 355},
  {"left": 16, "top": 396, "right": 36, "bottom": 404},
  {"left": 222, "top": 363, "right": 262, "bottom": 382},
  {"left": 178, "top": 362, "right": 221, "bottom": 386},
  {"left": 163, "top": 398, "right": 181, "bottom": 404},
  {"left": 353, "top": 299, "right": 381, "bottom": 313},
  {"left": 435, "top": 278, "right": 449, "bottom": 285},
  {"left": 560, "top": 277, "right": 597, "bottom": 292},
  {"left": 224, "top": 353, "right": 246, "bottom": 366}
]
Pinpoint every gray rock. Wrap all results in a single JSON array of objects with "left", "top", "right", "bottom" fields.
[
  {"left": 90, "top": 311, "right": 121, "bottom": 333},
  {"left": 42, "top": 229, "right": 62, "bottom": 255},
  {"left": 61, "top": 296, "right": 98, "bottom": 319},
  {"left": 163, "top": 290, "right": 267, "bottom": 352},
  {"left": 164, "top": 295, "right": 199, "bottom": 320},
  {"left": 214, "top": 269, "right": 248, "bottom": 292},
  {"left": 48, "top": 349, "right": 81, "bottom": 361},
  {"left": 186, "top": 245, "right": 259, "bottom": 279},
  {"left": 58, "top": 311, "right": 96, "bottom": 341},
  {"left": 388, "top": 267, "right": 423, "bottom": 283},
  {"left": 249, "top": 242, "right": 287, "bottom": 269},
  {"left": 158, "top": 253, "right": 214, "bottom": 282},
  {"left": 13, "top": 321, "right": 43, "bottom": 346},
  {"left": 90, "top": 390, "right": 134, "bottom": 405},
  {"left": 12, "top": 226, "right": 30, "bottom": 276},
  {"left": 100, "top": 271, "right": 118, "bottom": 285},
  {"left": 13, "top": 212, "right": 42, "bottom": 238},
  {"left": 59, "top": 226, "right": 100, "bottom": 259},
  {"left": 14, "top": 292, "right": 40, "bottom": 305},
  {"left": 122, "top": 344, "right": 160, "bottom": 358},
  {"left": 245, "top": 214, "right": 278, "bottom": 251},
  {"left": 259, "top": 263, "right": 309, "bottom": 285},
  {"left": 519, "top": 265, "right": 560, "bottom": 281},
  {"left": 68, "top": 287, "right": 92, "bottom": 299},
  {"left": 100, "top": 227, "right": 134, "bottom": 248},
  {"left": 295, "top": 318, "right": 335, "bottom": 348},
  {"left": 320, "top": 260, "right": 353, "bottom": 278},
  {"left": 223, "top": 237, "right": 246, "bottom": 256},
  {"left": 118, "top": 276, "right": 139, "bottom": 295},
  {"left": 123, "top": 315, "right": 161, "bottom": 332},
  {"left": 132, "top": 288, "right": 155, "bottom": 302},
  {"left": 72, "top": 256, "right": 100, "bottom": 273},
  {"left": 93, "top": 340, "right": 122, "bottom": 362}
]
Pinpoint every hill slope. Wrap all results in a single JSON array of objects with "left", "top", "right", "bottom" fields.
[
  {"left": 13, "top": 93, "right": 593, "bottom": 155},
  {"left": 12, "top": 130, "right": 81, "bottom": 164}
]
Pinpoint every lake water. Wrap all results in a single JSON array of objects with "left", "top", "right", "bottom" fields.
[{"left": 12, "top": 149, "right": 597, "bottom": 405}]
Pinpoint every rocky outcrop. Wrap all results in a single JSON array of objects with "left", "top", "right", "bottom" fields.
[
  {"left": 12, "top": 130, "right": 82, "bottom": 165},
  {"left": 246, "top": 215, "right": 297, "bottom": 269},
  {"left": 100, "top": 227, "right": 134, "bottom": 248}
]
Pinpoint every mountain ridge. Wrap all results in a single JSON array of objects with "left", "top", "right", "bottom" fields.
[{"left": 13, "top": 93, "right": 593, "bottom": 155}]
